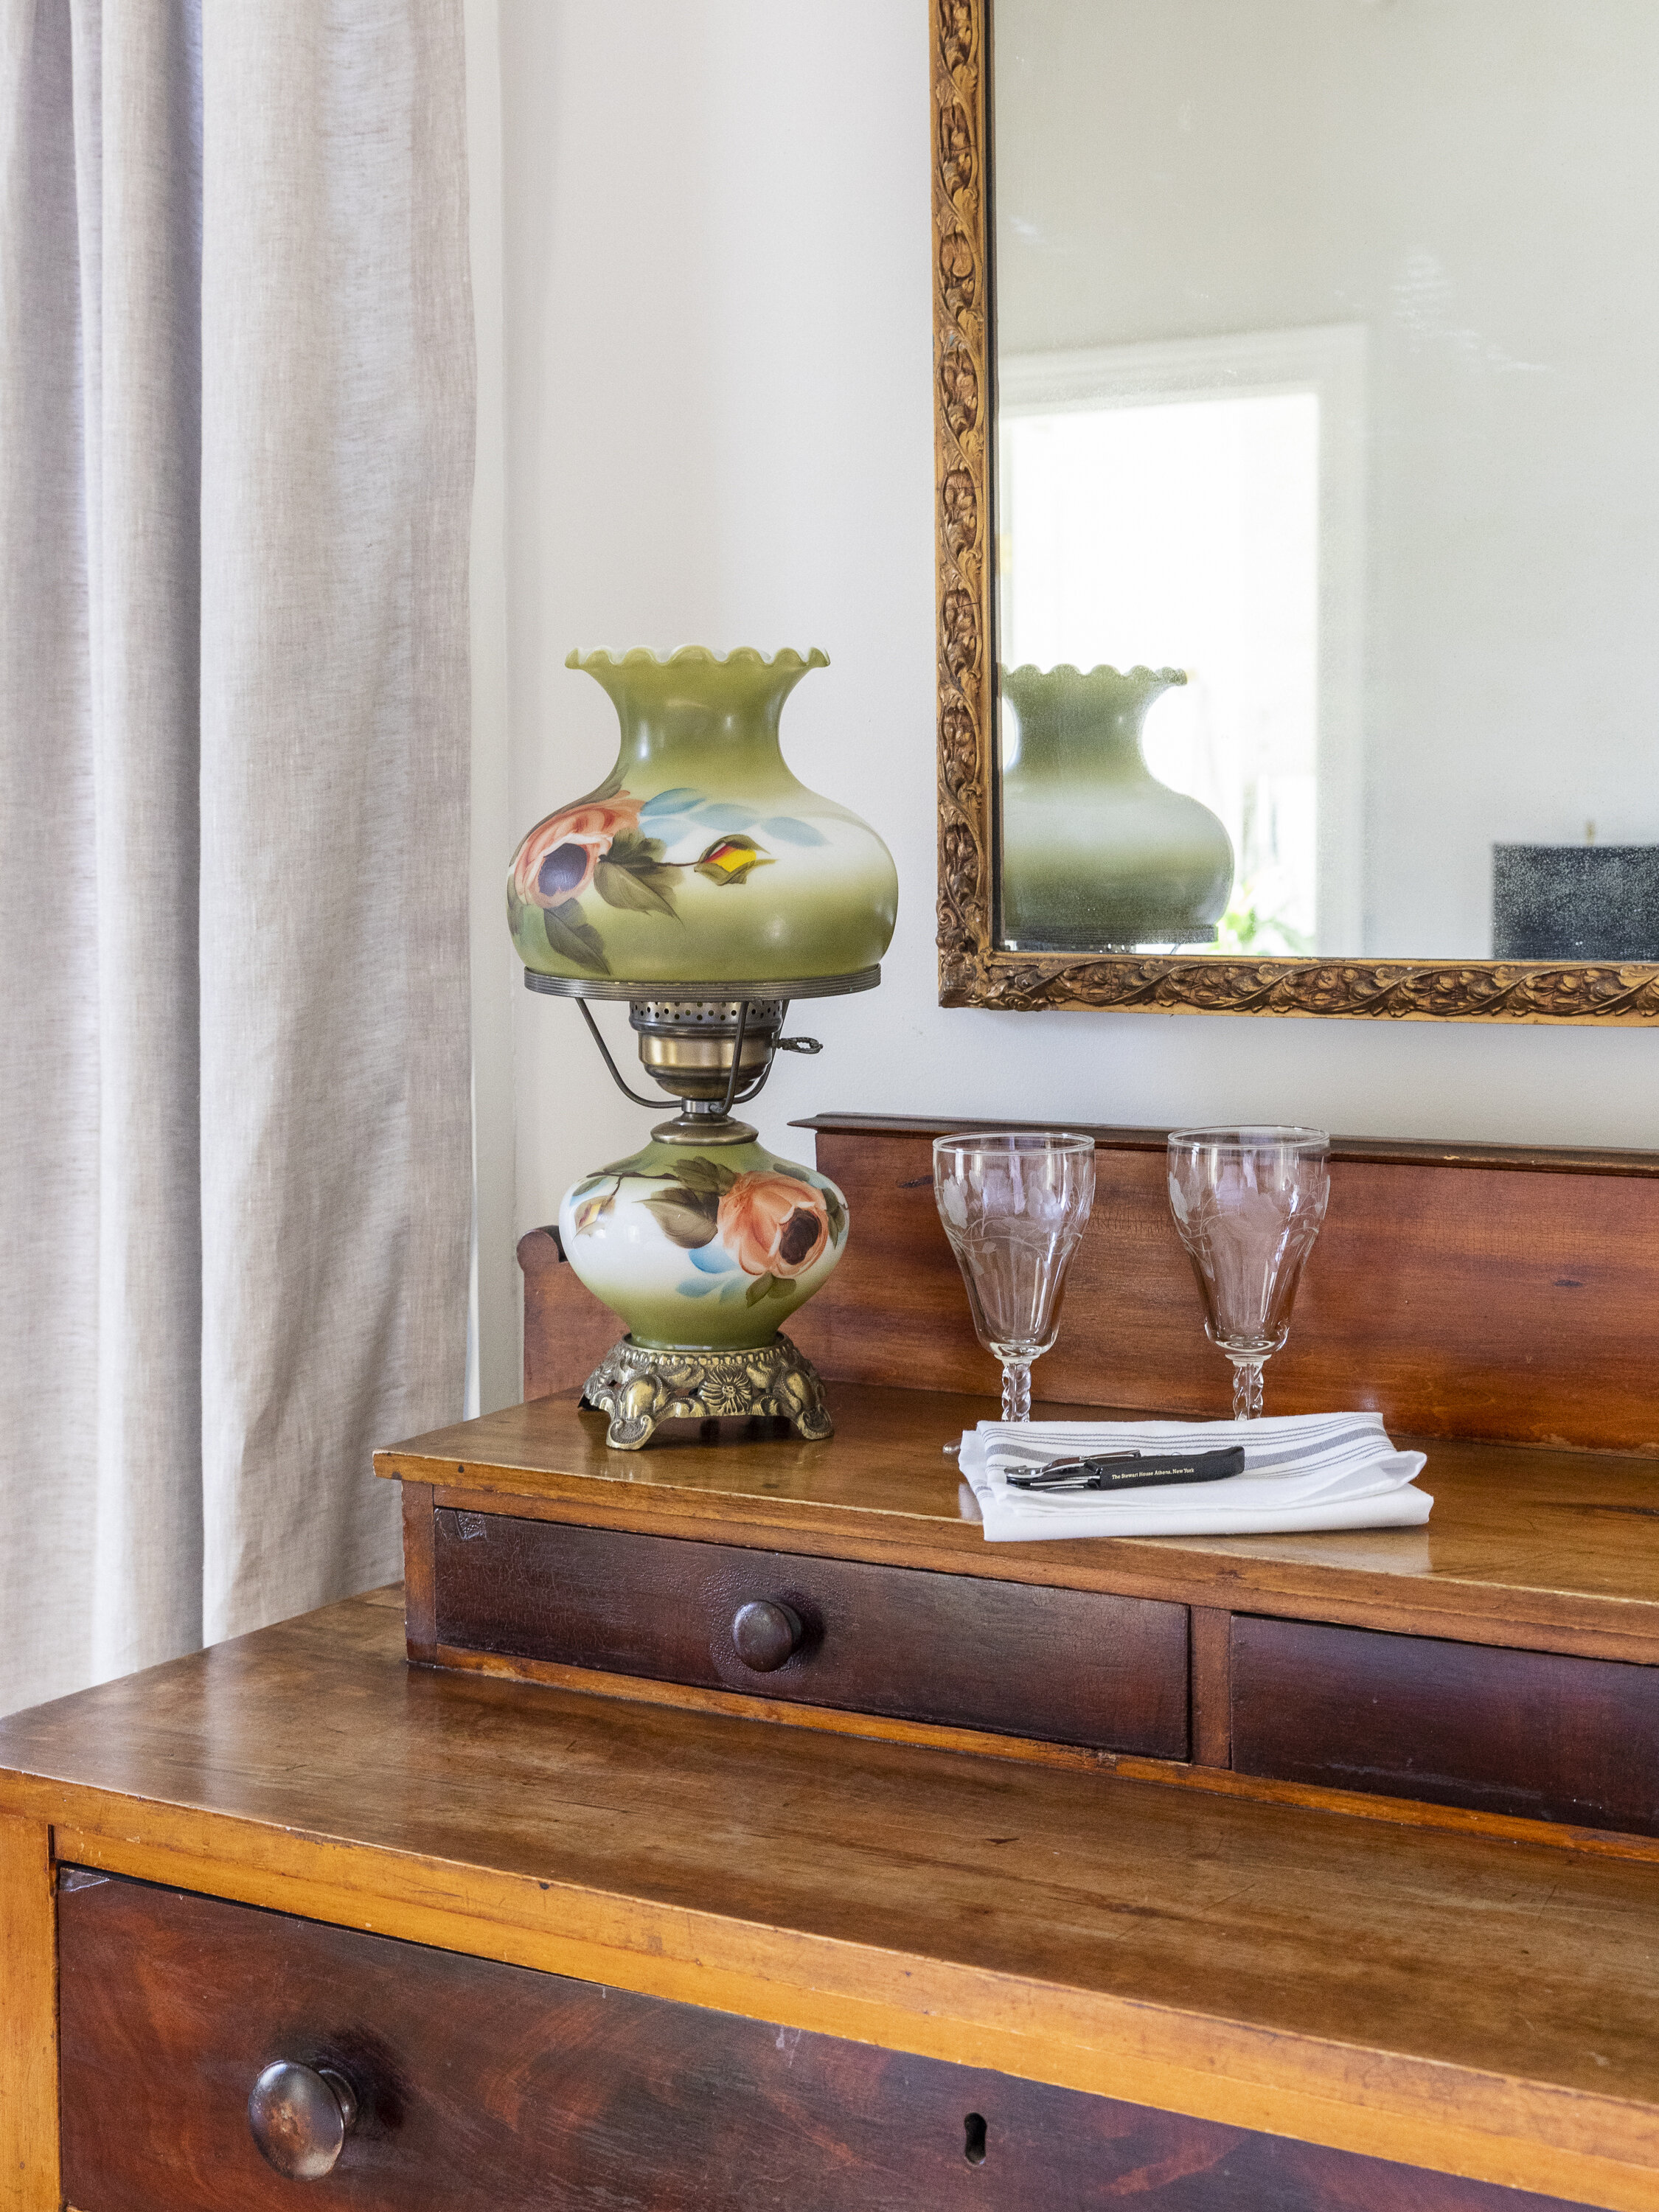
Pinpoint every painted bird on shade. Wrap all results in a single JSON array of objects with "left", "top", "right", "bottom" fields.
[{"left": 695, "top": 834, "right": 775, "bottom": 886}]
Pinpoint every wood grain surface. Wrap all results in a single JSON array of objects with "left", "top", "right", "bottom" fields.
[
  {"left": 798, "top": 1116, "right": 1659, "bottom": 1179},
  {"left": 519, "top": 1121, "right": 1659, "bottom": 1436},
  {"left": 400, "top": 1480, "right": 437, "bottom": 1664},
  {"left": 1189, "top": 1607, "right": 1233, "bottom": 1770},
  {"left": 778, "top": 1121, "right": 1659, "bottom": 1453},
  {"left": 56, "top": 1869, "right": 1595, "bottom": 2212},
  {"left": 432, "top": 1508, "right": 1188, "bottom": 1753},
  {"left": 6, "top": 1590, "right": 1659, "bottom": 2206},
  {"left": 380, "top": 1385, "right": 1659, "bottom": 1665},
  {"left": 420, "top": 1640, "right": 1659, "bottom": 1868},
  {"left": 519, "top": 1224, "right": 620, "bottom": 1402},
  {"left": 430, "top": 1641, "right": 1135, "bottom": 1774},
  {"left": 0, "top": 1813, "right": 57, "bottom": 2212},
  {"left": 1231, "top": 1616, "right": 1659, "bottom": 1834}
]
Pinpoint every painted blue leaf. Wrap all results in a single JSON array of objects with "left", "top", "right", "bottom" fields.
[
  {"left": 638, "top": 818, "right": 694, "bottom": 848},
  {"left": 688, "top": 801, "right": 760, "bottom": 830},
  {"left": 677, "top": 1277, "right": 719, "bottom": 1298},
  {"left": 640, "top": 787, "right": 703, "bottom": 817},
  {"left": 758, "top": 815, "right": 827, "bottom": 846},
  {"left": 687, "top": 1242, "right": 737, "bottom": 1274}
]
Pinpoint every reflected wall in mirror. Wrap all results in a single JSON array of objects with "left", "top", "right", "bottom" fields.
[{"left": 933, "top": 0, "right": 1659, "bottom": 1018}]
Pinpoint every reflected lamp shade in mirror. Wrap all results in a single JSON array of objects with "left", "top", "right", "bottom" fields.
[
  {"left": 509, "top": 648, "right": 898, "bottom": 1450},
  {"left": 998, "top": 664, "right": 1234, "bottom": 951}
]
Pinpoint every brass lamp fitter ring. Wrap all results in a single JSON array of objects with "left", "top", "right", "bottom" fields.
[{"left": 630, "top": 998, "right": 784, "bottom": 1104}]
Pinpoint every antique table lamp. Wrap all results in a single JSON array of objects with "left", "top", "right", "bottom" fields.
[{"left": 510, "top": 647, "right": 898, "bottom": 1447}]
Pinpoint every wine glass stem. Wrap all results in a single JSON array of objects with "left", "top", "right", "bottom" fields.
[
  {"left": 1001, "top": 1359, "right": 1032, "bottom": 1422},
  {"left": 1231, "top": 1358, "right": 1265, "bottom": 1420}
]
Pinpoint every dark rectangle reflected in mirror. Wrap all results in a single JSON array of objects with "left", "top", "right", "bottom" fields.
[{"left": 990, "top": 0, "right": 1659, "bottom": 964}]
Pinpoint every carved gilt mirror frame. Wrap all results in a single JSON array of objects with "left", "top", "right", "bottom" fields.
[{"left": 931, "top": 0, "right": 1659, "bottom": 1023}]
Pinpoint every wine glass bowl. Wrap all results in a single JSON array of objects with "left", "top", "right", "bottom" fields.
[
  {"left": 933, "top": 1132, "right": 1096, "bottom": 1419},
  {"left": 1166, "top": 1125, "right": 1330, "bottom": 1418}
]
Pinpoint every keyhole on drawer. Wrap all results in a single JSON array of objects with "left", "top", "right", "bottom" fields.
[{"left": 963, "top": 2112, "right": 988, "bottom": 2166}]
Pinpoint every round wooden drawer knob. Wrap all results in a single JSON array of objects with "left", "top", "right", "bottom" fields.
[
  {"left": 731, "top": 1599, "right": 803, "bottom": 1672},
  {"left": 248, "top": 2061, "right": 359, "bottom": 2180}
]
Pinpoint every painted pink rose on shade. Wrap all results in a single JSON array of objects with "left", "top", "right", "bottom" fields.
[
  {"left": 717, "top": 1172, "right": 830, "bottom": 1281},
  {"left": 511, "top": 793, "right": 643, "bottom": 908}
]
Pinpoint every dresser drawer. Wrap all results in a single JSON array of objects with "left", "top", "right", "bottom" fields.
[
  {"left": 429, "top": 1509, "right": 1189, "bottom": 1756},
  {"left": 58, "top": 1871, "right": 1587, "bottom": 2212},
  {"left": 1231, "top": 1615, "right": 1659, "bottom": 1834}
]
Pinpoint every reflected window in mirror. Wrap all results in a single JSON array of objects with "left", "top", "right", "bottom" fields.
[{"left": 988, "top": 0, "right": 1659, "bottom": 967}]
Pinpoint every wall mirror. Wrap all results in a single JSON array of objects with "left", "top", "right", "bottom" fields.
[{"left": 933, "top": 0, "right": 1659, "bottom": 1020}]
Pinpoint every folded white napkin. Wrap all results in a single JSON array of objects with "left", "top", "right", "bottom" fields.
[{"left": 959, "top": 1411, "right": 1430, "bottom": 1543}]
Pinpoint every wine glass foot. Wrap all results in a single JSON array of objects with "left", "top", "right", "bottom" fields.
[
  {"left": 1230, "top": 1359, "right": 1265, "bottom": 1420},
  {"left": 1001, "top": 1360, "right": 1032, "bottom": 1422}
]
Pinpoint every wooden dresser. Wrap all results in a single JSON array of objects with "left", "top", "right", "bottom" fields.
[{"left": 5, "top": 1116, "right": 1659, "bottom": 2211}]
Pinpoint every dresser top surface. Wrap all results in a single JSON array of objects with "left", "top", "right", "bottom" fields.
[
  {"left": 3, "top": 1583, "right": 1659, "bottom": 2133},
  {"left": 378, "top": 1383, "right": 1659, "bottom": 1659}
]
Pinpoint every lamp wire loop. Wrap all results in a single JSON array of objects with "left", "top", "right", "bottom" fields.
[{"left": 576, "top": 998, "right": 660, "bottom": 1108}]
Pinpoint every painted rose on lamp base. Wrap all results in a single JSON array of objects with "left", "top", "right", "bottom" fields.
[
  {"left": 560, "top": 1138, "right": 845, "bottom": 1349},
  {"left": 557, "top": 1135, "right": 849, "bottom": 1446}
]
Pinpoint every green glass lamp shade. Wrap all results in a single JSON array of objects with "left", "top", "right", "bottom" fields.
[
  {"left": 509, "top": 647, "right": 898, "bottom": 986},
  {"left": 1000, "top": 664, "right": 1234, "bottom": 951}
]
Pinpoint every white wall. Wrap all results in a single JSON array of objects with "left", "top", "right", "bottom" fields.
[{"left": 468, "top": 0, "right": 1659, "bottom": 1413}]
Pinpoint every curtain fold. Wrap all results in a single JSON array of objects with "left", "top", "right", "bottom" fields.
[
  {"left": 76, "top": 0, "right": 206, "bottom": 1683},
  {"left": 0, "top": 0, "right": 473, "bottom": 1714}
]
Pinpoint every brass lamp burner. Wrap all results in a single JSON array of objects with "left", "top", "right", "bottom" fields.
[
  {"left": 524, "top": 965, "right": 877, "bottom": 1144},
  {"left": 630, "top": 998, "right": 785, "bottom": 1102}
]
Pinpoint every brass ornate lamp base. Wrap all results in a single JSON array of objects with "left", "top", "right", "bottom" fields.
[{"left": 581, "top": 1333, "right": 834, "bottom": 1450}]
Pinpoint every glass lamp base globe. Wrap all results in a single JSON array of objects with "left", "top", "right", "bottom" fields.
[{"left": 558, "top": 1132, "right": 849, "bottom": 1368}]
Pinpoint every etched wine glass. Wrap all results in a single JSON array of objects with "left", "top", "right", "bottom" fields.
[
  {"left": 1166, "top": 1126, "right": 1329, "bottom": 1419},
  {"left": 933, "top": 1133, "right": 1096, "bottom": 1420}
]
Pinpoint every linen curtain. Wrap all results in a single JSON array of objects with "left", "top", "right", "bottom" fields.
[{"left": 0, "top": 0, "right": 473, "bottom": 1715}]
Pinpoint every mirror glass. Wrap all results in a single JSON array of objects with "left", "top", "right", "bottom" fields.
[{"left": 992, "top": 0, "right": 1659, "bottom": 962}]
